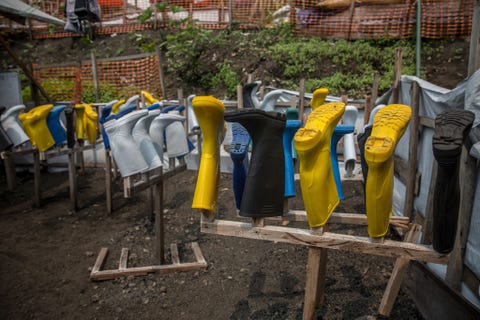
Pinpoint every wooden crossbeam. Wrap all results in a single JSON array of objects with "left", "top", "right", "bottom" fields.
[{"left": 201, "top": 219, "right": 448, "bottom": 264}]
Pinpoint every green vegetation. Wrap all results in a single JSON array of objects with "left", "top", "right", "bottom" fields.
[{"left": 161, "top": 24, "right": 423, "bottom": 98}]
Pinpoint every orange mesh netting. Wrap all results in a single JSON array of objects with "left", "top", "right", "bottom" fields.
[
  {"left": 0, "top": 0, "right": 475, "bottom": 40},
  {"left": 33, "top": 64, "right": 80, "bottom": 102},
  {"left": 81, "top": 54, "right": 162, "bottom": 103},
  {"left": 31, "top": 54, "right": 162, "bottom": 103}
]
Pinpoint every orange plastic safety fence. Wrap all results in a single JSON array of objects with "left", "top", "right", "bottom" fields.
[
  {"left": 33, "top": 64, "right": 80, "bottom": 102},
  {"left": 80, "top": 55, "right": 162, "bottom": 103},
  {"left": 1, "top": 0, "right": 475, "bottom": 40},
  {"left": 31, "top": 55, "right": 162, "bottom": 104}
]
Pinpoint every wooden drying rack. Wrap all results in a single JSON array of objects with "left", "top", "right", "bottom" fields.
[
  {"left": 89, "top": 150, "right": 208, "bottom": 281},
  {"left": 1, "top": 141, "right": 101, "bottom": 211}
]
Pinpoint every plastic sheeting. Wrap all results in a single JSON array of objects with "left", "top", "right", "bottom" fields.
[{"left": 376, "top": 69, "right": 480, "bottom": 304}]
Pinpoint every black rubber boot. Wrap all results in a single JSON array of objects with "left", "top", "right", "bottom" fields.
[
  {"left": 432, "top": 109, "right": 475, "bottom": 253},
  {"left": 224, "top": 109, "right": 286, "bottom": 218},
  {"left": 65, "top": 106, "right": 76, "bottom": 149},
  {"left": 0, "top": 106, "right": 13, "bottom": 151},
  {"left": 357, "top": 125, "right": 372, "bottom": 189}
]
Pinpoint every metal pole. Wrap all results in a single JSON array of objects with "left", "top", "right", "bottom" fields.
[
  {"left": 468, "top": 0, "right": 480, "bottom": 76},
  {"left": 416, "top": 0, "right": 421, "bottom": 77}
]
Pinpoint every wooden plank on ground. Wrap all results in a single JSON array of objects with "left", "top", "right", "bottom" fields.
[{"left": 170, "top": 243, "right": 180, "bottom": 265}]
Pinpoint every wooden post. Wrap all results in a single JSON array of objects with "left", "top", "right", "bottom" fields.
[
  {"left": 446, "top": 148, "right": 478, "bottom": 290},
  {"left": 392, "top": 48, "right": 403, "bottom": 104},
  {"left": 90, "top": 51, "right": 100, "bottom": 102},
  {"left": 404, "top": 81, "right": 420, "bottom": 220},
  {"left": 154, "top": 177, "right": 165, "bottom": 264},
  {"left": 347, "top": 0, "right": 356, "bottom": 40},
  {"left": 365, "top": 71, "right": 380, "bottom": 124},
  {"left": 237, "top": 84, "right": 243, "bottom": 109},
  {"left": 33, "top": 150, "right": 41, "bottom": 207},
  {"left": 298, "top": 78, "right": 306, "bottom": 124},
  {"left": 468, "top": 0, "right": 480, "bottom": 76},
  {"left": 228, "top": 0, "right": 233, "bottom": 29},
  {"left": 303, "top": 247, "right": 328, "bottom": 320},
  {"left": 421, "top": 160, "right": 437, "bottom": 245},
  {"left": 378, "top": 224, "right": 421, "bottom": 316},
  {"left": 105, "top": 149, "right": 112, "bottom": 214},
  {"left": 3, "top": 153, "right": 17, "bottom": 190},
  {"left": 68, "top": 150, "right": 78, "bottom": 211},
  {"left": 156, "top": 48, "right": 168, "bottom": 100}
]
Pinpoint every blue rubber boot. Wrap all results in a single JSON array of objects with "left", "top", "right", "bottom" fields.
[
  {"left": 331, "top": 125, "right": 354, "bottom": 200},
  {"left": 99, "top": 100, "right": 117, "bottom": 149},
  {"left": 46, "top": 105, "right": 67, "bottom": 147},
  {"left": 283, "top": 119, "right": 302, "bottom": 197},
  {"left": 229, "top": 122, "right": 251, "bottom": 209}
]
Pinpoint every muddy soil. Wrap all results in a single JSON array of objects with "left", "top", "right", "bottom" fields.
[{"left": 1, "top": 166, "right": 423, "bottom": 320}]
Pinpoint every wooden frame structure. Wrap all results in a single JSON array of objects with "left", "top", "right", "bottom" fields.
[
  {"left": 1, "top": 141, "right": 101, "bottom": 211},
  {"left": 90, "top": 150, "right": 208, "bottom": 281}
]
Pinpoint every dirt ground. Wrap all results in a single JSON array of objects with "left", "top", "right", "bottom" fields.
[{"left": 0, "top": 166, "right": 423, "bottom": 320}]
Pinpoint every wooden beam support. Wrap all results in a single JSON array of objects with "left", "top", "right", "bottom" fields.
[
  {"left": 378, "top": 224, "right": 422, "bottom": 316},
  {"left": 404, "top": 81, "right": 420, "bottom": 220},
  {"left": 201, "top": 219, "right": 448, "bottom": 264},
  {"left": 303, "top": 247, "right": 328, "bottom": 320},
  {"left": 446, "top": 148, "right": 478, "bottom": 290}
]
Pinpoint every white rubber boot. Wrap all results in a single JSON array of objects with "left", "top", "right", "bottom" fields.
[
  {"left": 0, "top": 104, "right": 30, "bottom": 147},
  {"left": 187, "top": 94, "right": 200, "bottom": 133},
  {"left": 103, "top": 110, "right": 149, "bottom": 177},
  {"left": 257, "top": 89, "right": 284, "bottom": 112},
  {"left": 165, "top": 110, "right": 188, "bottom": 159},
  {"left": 342, "top": 105, "right": 358, "bottom": 177},
  {"left": 149, "top": 113, "right": 185, "bottom": 162},
  {"left": 132, "top": 109, "right": 162, "bottom": 172}
]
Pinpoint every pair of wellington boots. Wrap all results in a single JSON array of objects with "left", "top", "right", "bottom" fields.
[
  {"left": 74, "top": 104, "right": 98, "bottom": 144},
  {"left": 431, "top": 109, "right": 475, "bottom": 253},
  {"left": 18, "top": 104, "right": 56, "bottom": 152},
  {"left": 1, "top": 104, "right": 30, "bottom": 148}
]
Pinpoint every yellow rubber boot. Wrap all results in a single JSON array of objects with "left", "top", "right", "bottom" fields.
[
  {"left": 364, "top": 104, "right": 411, "bottom": 239},
  {"left": 111, "top": 99, "right": 125, "bottom": 114},
  {"left": 74, "top": 104, "right": 98, "bottom": 143},
  {"left": 310, "top": 88, "right": 329, "bottom": 110},
  {"left": 191, "top": 96, "right": 226, "bottom": 214},
  {"left": 141, "top": 90, "right": 160, "bottom": 105},
  {"left": 294, "top": 102, "right": 345, "bottom": 228},
  {"left": 84, "top": 104, "right": 99, "bottom": 143},
  {"left": 19, "top": 104, "right": 55, "bottom": 152}
]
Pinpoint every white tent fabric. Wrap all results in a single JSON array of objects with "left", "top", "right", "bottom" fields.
[
  {"left": 377, "top": 69, "right": 480, "bottom": 307},
  {"left": 0, "top": 0, "right": 65, "bottom": 26}
]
